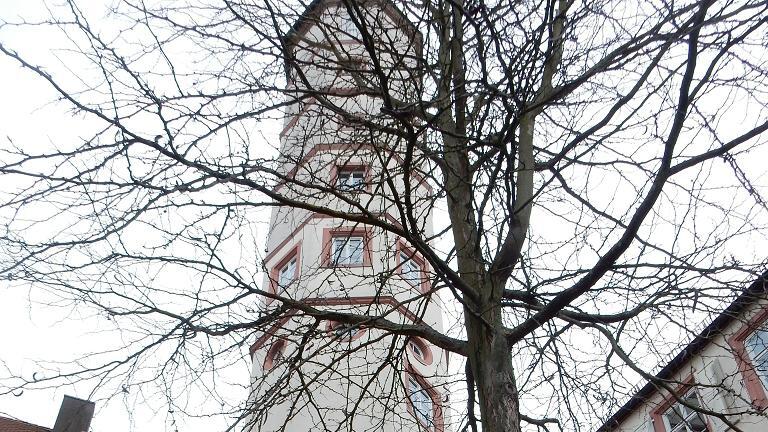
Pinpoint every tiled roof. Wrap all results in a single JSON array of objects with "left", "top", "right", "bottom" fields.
[{"left": 0, "top": 416, "right": 50, "bottom": 432}]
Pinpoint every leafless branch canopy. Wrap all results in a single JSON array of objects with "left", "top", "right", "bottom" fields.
[{"left": 1, "top": 0, "right": 768, "bottom": 430}]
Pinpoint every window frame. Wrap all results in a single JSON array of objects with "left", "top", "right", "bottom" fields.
[
  {"left": 331, "top": 164, "right": 371, "bottom": 193},
  {"left": 322, "top": 227, "right": 372, "bottom": 267},
  {"left": 396, "top": 242, "right": 428, "bottom": 293},
  {"left": 727, "top": 304, "right": 768, "bottom": 409},
  {"left": 266, "top": 243, "right": 302, "bottom": 305},
  {"left": 650, "top": 377, "right": 712, "bottom": 432},
  {"left": 403, "top": 370, "right": 443, "bottom": 431}
]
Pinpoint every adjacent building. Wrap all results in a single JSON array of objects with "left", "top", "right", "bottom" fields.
[
  {"left": 0, "top": 396, "right": 94, "bottom": 432},
  {"left": 597, "top": 274, "right": 768, "bottom": 432}
]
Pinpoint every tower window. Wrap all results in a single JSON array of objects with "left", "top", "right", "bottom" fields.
[
  {"left": 336, "top": 169, "right": 366, "bottom": 191},
  {"left": 332, "top": 236, "right": 364, "bottom": 265},
  {"left": 400, "top": 252, "right": 421, "bottom": 286},
  {"left": 278, "top": 256, "right": 297, "bottom": 287},
  {"left": 398, "top": 244, "right": 427, "bottom": 291},
  {"left": 333, "top": 324, "right": 359, "bottom": 340},
  {"left": 266, "top": 244, "right": 301, "bottom": 305},
  {"left": 322, "top": 227, "right": 370, "bottom": 267},
  {"left": 408, "top": 376, "right": 434, "bottom": 428}
]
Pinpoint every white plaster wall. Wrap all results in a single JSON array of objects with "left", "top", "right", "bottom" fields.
[
  {"left": 250, "top": 320, "right": 450, "bottom": 432},
  {"left": 262, "top": 218, "right": 445, "bottom": 330}
]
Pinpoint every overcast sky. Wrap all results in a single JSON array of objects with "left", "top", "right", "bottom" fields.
[
  {"left": 3, "top": 1, "right": 768, "bottom": 431},
  {"left": 0, "top": 1, "right": 238, "bottom": 430}
]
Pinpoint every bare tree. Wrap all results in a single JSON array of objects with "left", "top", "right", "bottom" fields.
[{"left": 1, "top": 0, "right": 768, "bottom": 431}]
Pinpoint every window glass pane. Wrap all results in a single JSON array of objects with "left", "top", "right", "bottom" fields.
[
  {"left": 334, "top": 325, "right": 358, "bottom": 339},
  {"left": 682, "top": 390, "right": 702, "bottom": 409},
  {"left": 338, "top": 171, "right": 365, "bottom": 190},
  {"left": 401, "top": 252, "right": 420, "bottom": 285},
  {"left": 340, "top": 14, "right": 361, "bottom": 39},
  {"left": 747, "top": 329, "right": 768, "bottom": 359},
  {"left": 746, "top": 329, "right": 768, "bottom": 390},
  {"left": 687, "top": 413, "right": 708, "bottom": 432},
  {"left": 408, "top": 377, "right": 433, "bottom": 426},
  {"left": 664, "top": 405, "right": 685, "bottom": 431},
  {"left": 332, "top": 238, "right": 345, "bottom": 264},
  {"left": 348, "top": 238, "right": 363, "bottom": 263},
  {"left": 278, "top": 257, "right": 296, "bottom": 286},
  {"left": 754, "top": 350, "right": 768, "bottom": 388}
]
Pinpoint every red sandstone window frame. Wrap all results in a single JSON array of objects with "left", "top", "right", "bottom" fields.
[
  {"left": 403, "top": 369, "right": 444, "bottom": 432},
  {"left": 650, "top": 375, "right": 713, "bottom": 432},
  {"left": 321, "top": 226, "right": 372, "bottom": 267},
  {"left": 728, "top": 304, "right": 768, "bottom": 409},
  {"left": 266, "top": 243, "right": 302, "bottom": 305},
  {"left": 263, "top": 339, "right": 287, "bottom": 371},
  {"left": 330, "top": 163, "right": 371, "bottom": 193},
  {"left": 326, "top": 320, "right": 368, "bottom": 342},
  {"left": 396, "top": 241, "right": 429, "bottom": 293},
  {"left": 407, "top": 337, "right": 433, "bottom": 366}
]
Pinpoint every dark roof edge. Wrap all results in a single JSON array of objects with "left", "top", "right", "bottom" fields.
[
  {"left": 595, "top": 271, "right": 768, "bottom": 432},
  {"left": 283, "top": 0, "right": 421, "bottom": 47}
]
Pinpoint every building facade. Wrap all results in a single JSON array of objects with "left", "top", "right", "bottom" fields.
[
  {"left": 597, "top": 275, "right": 768, "bottom": 432},
  {"left": 247, "top": 1, "right": 449, "bottom": 431}
]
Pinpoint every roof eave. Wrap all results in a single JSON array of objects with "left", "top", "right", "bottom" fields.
[{"left": 595, "top": 272, "right": 768, "bottom": 432}]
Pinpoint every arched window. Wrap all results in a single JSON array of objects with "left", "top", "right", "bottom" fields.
[
  {"left": 407, "top": 338, "right": 433, "bottom": 365},
  {"left": 407, "top": 376, "right": 435, "bottom": 429}
]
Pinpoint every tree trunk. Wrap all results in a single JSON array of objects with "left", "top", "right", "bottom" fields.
[{"left": 465, "top": 293, "right": 521, "bottom": 431}]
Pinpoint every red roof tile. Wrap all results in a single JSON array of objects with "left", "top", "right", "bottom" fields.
[{"left": 0, "top": 416, "right": 50, "bottom": 432}]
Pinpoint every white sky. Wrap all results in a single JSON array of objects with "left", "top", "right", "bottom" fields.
[
  {"left": 0, "top": 1, "right": 238, "bottom": 430},
  {"left": 2, "top": 1, "right": 768, "bottom": 431}
]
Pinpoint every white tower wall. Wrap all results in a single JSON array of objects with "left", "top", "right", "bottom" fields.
[{"left": 248, "top": 2, "right": 449, "bottom": 431}]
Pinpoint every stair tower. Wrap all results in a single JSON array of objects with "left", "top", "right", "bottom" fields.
[{"left": 248, "top": 1, "right": 448, "bottom": 430}]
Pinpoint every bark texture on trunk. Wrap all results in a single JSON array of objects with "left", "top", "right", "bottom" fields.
[{"left": 465, "top": 302, "right": 521, "bottom": 432}]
